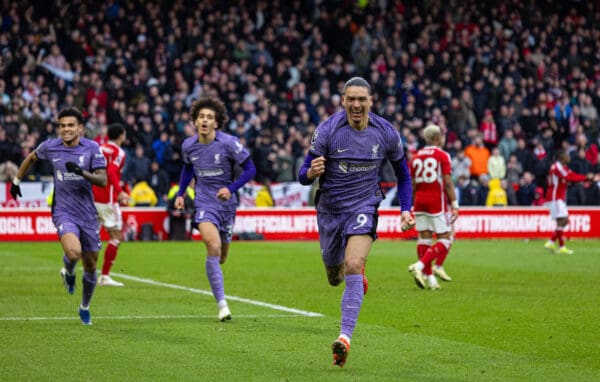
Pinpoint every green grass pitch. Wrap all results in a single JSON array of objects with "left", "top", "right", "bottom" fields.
[{"left": 1, "top": 239, "right": 599, "bottom": 381}]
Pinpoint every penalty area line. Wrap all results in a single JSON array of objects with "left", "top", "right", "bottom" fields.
[{"left": 112, "top": 272, "right": 324, "bottom": 317}]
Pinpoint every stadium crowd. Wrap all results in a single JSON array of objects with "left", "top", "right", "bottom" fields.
[{"left": 1, "top": 0, "right": 600, "bottom": 206}]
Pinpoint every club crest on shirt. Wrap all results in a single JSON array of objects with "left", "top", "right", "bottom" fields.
[
  {"left": 78, "top": 155, "right": 85, "bottom": 165},
  {"left": 214, "top": 153, "right": 221, "bottom": 164},
  {"left": 371, "top": 144, "right": 380, "bottom": 159},
  {"left": 56, "top": 170, "right": 64, "bottom": 181}
]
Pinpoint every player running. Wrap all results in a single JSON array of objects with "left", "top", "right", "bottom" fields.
[
  {"left": 298, "top": 77, "right": 414, "bottom": 367},
  {"left": 10, "top": 107, "right": 107, "bottom": 325},
  {"left": 175, "top": 96, "right": 256, "bottom": 322}
]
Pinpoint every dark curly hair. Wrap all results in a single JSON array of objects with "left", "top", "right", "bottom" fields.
[
  {"left": 190, "top": 97, "right": 228, "bottom": 129},
  {"left": 57, "top": 107, "right": 84, "bottom": 124}
]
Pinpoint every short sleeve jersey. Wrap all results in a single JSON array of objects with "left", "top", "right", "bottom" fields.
[
  {"left": 92, "top": 141, "right": 126, "bottom": 203},
  {"left": 309, "top": 111, "right": 405, "bottom": 213},
  {"left": 36, "top": 138, "right": 107, "bottom": 222},
  {"left": 181, "top": 131, "right": 250, "bottom": 212},
  {"left": 410, "top": 145, "right": 452, "bottom": 215}
]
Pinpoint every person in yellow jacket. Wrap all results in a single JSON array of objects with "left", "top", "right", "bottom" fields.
[
  {"left": 167, "top": 183, "right": 195, "bottom": 200},
  {"left": 128, "top": 180, "right": 158, "bottom": 206},
  {"left": 485, "top": 177, "right": 507, "bottom": 207},
  {"left": 255, "top": 180, "right": 274, "bottom": 207}
]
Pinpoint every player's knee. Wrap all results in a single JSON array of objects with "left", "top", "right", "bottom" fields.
[
  {"left": 64, "top": 247, "right": 81, "bottom": 261},
  {"left": 328, "top": 276, "right": 343, "bottom": 286},
  {"left": 344, "top": 259, "right": 363, "bottom": 274}
]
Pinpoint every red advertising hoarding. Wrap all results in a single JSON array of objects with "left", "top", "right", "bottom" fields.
[{"left": 1, "top": 207, "right": 599, "bottom": 241}]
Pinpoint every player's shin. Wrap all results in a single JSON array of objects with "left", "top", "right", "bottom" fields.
[
  {"left": 81, "top": 271, "right": 97, "bottom": 307},
  {"left": 101, "top": 239, "right": 119, "bottom": 275}
]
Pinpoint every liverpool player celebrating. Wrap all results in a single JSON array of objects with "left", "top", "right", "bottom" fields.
[
  {"left": 92, "top": 123, "right": 129, "bottom": 286},
  {"left": 11, "top": 107, "right": 107, "bottom": 324},
  {"left": 298, "top": 77, "right": 414, "bottom": 367},
  {"left": 175, "top": 96, "right": 256, "bottom": 322},
  {"left": 544, "top": 151, "right": 591, "bottom": 254},
  {"left": 408, "top": 124, "right": 459, "bottom": 290}
]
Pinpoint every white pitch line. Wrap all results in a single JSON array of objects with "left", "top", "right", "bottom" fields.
[
  {"left": 0, "top": 314, "right": 311, "bottom": 322},
  {"left": 112, "top": 272, "right": 324, "bottom": 317}
]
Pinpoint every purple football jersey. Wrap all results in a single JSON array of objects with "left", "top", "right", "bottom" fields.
[
  {"left": 309, "top": 111, "right": 404, "bottom": 213},
  {"left": 36, "top": 138, "right": 106, "bottom": 222},
  {"left": 181, "top": 131, "right": 250, "bottom": 212}
]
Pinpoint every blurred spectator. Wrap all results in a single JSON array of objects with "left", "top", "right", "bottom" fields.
[
  {"left": 532, "top": 140, "right": 551, "bottom": 188},
  {"left": 253, "top": 132, "right": 276, "bottom": 182},
  {"left": 498, "top": 129, "right": 517, "bottom": 162},
  {"left": 0, "top": 160, "right": 17, "bottom": 182},
  {"left": 502, "top": 179, "right": 518, "bottom": 206},
  {"left": 124, "top": 145, "right": 152, "bottom": 185},
  {"left": 146, "top": 160, "right": 170, "bottom": 206},
  {"left": 505, "top": 155, "right": 523, "bottom": 185},
  {"left": 255, "top": 180, "right": 274, "bottom": 207},
  {"left": 477, "top": 174, "right": 490, "bottom": 206},
  {"left": 574, "top": 133, "right": 599, "bottom": 168},
  {"left": 516, "top": 172, "right": 537, "bottom": 206},
  {"left": 152, "top": 131, "right": 173, "bottom": 166},
  {"left": 583, "top": 175, "right": 600, "bottom": 205},
  {"left": 532, "top": 187, "right": 546, "bottom": 206},
  {"left": 459, "top": 177, "right": 480, "bottom": 206},
  {"left": 487, "top": 147, "right": 506, "bottom": 180},
  {"left": 512, "top": 138, "right": 534, "bottom": 174},
  {"left": 451, "top": 150, "right": 471, "bottom": 182},
  {"left": 129, "top": 181, "right": 158, "bottom": 207},
  {"left": 464, "top": 134, "right": 490, "bottom": 179},
  {"left": 479, "top": 109, "right": 498, "bottom": 150},
  {"left": 486, "top": 178, "right": 507, "bottom": 207}
]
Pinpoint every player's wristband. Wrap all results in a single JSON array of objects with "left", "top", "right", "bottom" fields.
[
  {"left": 451, "top": 200, "right": 459, "bottom": 209},
  {"left": 12, "top": 178, "right": 20, "bottom": 186}
]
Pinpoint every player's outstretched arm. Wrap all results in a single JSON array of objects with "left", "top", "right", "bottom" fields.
[{"left": 11, "top": 151, "right": 40, "bottom": 199}]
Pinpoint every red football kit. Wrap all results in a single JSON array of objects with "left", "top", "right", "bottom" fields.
[
  {"left": 545, "top": 160, "right": 586, "bottom": 202},
  {"left": 410, "top": 145, "right": 452, "bottom": 215},
  {"left": 92, "top": 141, "right": 126, "bottom": 204}
]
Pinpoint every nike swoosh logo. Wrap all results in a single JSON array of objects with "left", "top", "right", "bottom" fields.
[
  {"left": 337, "top": 148, "right": 350, "bottom": 153},
  {"left": 191, "top": 156, "right": 199, "bottom": 161},
  {"left": 52, "top": 158, "right": 61, "bottom": 162}
]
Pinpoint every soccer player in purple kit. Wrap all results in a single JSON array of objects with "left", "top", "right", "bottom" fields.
[
  {"left": 298, "top": 77, "right": 414, "bottom": 367},
  {"left": 174, "top": 97, "right": 256, "bottom": 321},
  {"left": 10, "top": 107, "right": 107, "bottom": 325}
]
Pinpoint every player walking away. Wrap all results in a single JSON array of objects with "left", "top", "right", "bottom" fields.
[
  {"left": 298, "top": 77, "right": 414, "bottom": 367},
  {"left": 175, "top": 97, "right": 256, "bottom": 322},
  {"left": 408, "top": 124, "right": 459, "bottom": 290},
  {"left": 92, "top": 123, "right": 129, "bottom": 286},
  {"left": 10, "top": 107, "right": 107, "bottom": 325},
  {"left": 544, "top": 151, "right": 591, "bottom": 254}
]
